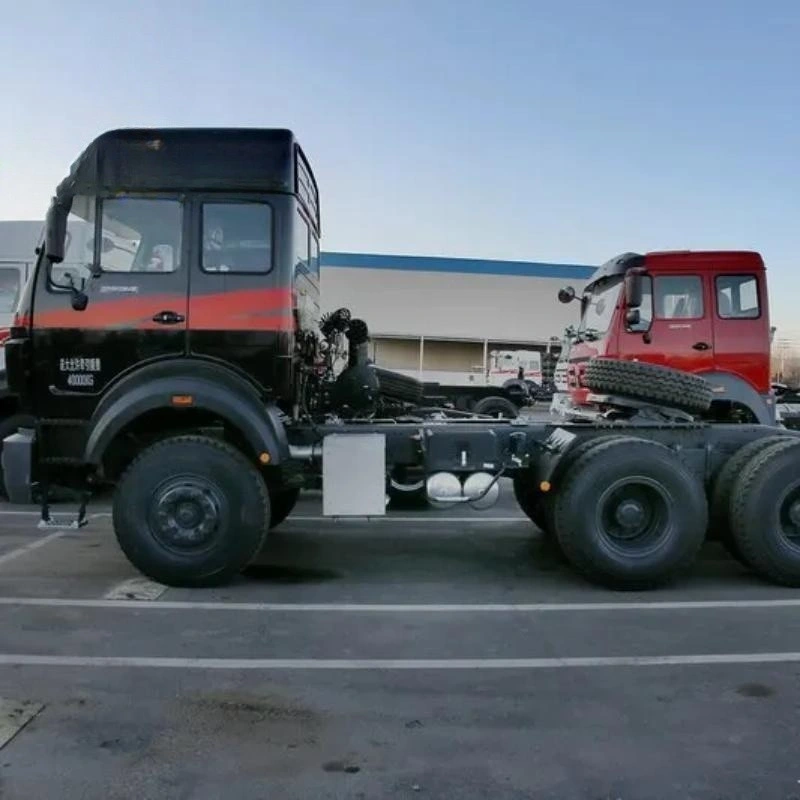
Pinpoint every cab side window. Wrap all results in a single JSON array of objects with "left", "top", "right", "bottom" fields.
[
  {"left": 716, "top": 275, "right": 759, "bottom": 319},
  {"left": 101, "top": 198, "right": 182, "bottom": 273},
  {"left": 294, "top": 212, "right": 310, "bottom": 275},
  {"left": 309, "top": 234, "right": 320, "bottom": 277},
  {"left": 654, "top": 275, "right": 703, "bottom": 319},
  {"left": 201, "top": 202, "right": 273, "bottom": 273}
]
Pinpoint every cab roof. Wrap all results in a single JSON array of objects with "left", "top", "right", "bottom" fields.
[
  {"left": 586, "top": 249, "right": 764, "bottom": 289},
  {"left": 56, "top": 127, "right": 315, "bottom": 201}
]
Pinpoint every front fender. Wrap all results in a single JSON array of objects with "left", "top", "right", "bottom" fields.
[
  {"left": 84, "top": 368, "right": 289, "bottom": 466},
  {"left": 699, "top": 371, "right": 776, "bottom": 426}
]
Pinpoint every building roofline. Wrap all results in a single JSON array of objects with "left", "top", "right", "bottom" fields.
[{"left": 320, "top": 251, "right": 594, "bottom": 279}]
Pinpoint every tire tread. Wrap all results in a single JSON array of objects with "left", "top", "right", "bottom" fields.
[
  {"left": 584, "top": 359, "right": 712, "bottom": 413},
  {"left": 114, "top": 435, "right": 270, "bottom": 586}
]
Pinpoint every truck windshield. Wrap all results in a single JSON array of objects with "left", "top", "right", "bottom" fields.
[{"left": 577, "top": 278, "right": 622, "bottom": 340}]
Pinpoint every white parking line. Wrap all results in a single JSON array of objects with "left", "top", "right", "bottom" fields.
[
  {"left": 2, "top": 597, "right": 800, "bottom": 612},
  {"left": 1, "top": 652, "right": 800, "bottom": 670},
  {"left": 0, "top": 533, "right": 65, "bottom": 567}
]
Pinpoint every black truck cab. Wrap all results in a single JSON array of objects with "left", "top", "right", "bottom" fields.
[{"left": 5, "top": 128, "right": 321, "bottom": 497}]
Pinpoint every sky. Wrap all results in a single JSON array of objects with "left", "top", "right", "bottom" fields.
[{"left": 1, "top": 0, "right": 798, "bottom": 329}]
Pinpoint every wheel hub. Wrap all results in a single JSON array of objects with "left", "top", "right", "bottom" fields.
[
  {"left": 615, "top": 499, "right": 646, "bottom": 530},
  {"left": 153, "top": 483, "right": 220, "bottom": 550},
  {"left": 598, "top": 478, "right": 670, "bottom": 547}
]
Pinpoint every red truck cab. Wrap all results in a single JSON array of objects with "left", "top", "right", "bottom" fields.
[{"left": 562, "top": 250, "right": 774, "bottom": 423}]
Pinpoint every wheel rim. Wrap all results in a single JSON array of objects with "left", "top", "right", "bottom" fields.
[
  {"left": 595, "top": 476, "right": 673, "bottom": 554},
  {"left": 148, "top": 476, "right": 227, "bottom": 554},
  {"left": 777, "top": 482, "right": 800, "bottom": 549}
]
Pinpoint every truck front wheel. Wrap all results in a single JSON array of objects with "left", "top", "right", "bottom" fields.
[{"left": 113, "top": 435, "right": 270, "bottom": 587}]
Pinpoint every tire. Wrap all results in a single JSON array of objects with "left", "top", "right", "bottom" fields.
[
  {"left": 552, "top": 437, "right": 707, "bottom": 589},
  {"left": 709, "top": 434, "right": 790, "bottom": 564},
  {"left": 730, "top": 438, "right": 800, "bottom": 586},
  {"left": 269, "top": 487, "right": 300, "bottom": 529},
  {"left": 373, "top": 366, "right": 424, "bottom": 404},
  {"left": 583, "top": 359, "right": 712, "bottom": 414},
  {"left": 113, "top": 435, "right": 270, "bottom": 587},
  {"left": 472, "top": 396, "right": 519, "bottom": 419},
  {"left": 513, "top": 434, "right": 625, "bottom": 536},
  {"left": 0, "top": 413, "right": 34, "bottom": 500},
  {"left": 512, "top": 473, "right": 549, "bottom": 531}
]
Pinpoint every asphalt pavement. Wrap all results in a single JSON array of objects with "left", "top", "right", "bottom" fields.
[{"left": 1, "top": 487, "right": 800, "bottom": 799}]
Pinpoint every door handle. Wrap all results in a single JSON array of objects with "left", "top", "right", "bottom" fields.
[
  {"left": 152, "top": 310, "right": 185, "bottom": 325},
  {"left": 692, "top": 341, "right": 710, "bottom": 351}
]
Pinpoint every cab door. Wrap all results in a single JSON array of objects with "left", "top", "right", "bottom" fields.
[
  {"left": 31, "top": 194, "right": 189, "bottom": 418},
  {"left": 186, "top": 195, "right": 296, "bottom": 396},
  {"left": 617, "top": 272, "right": 714, "bottom": 374},
  {"left": 712, "top": 272, "right": 770, "bottom": 392}
]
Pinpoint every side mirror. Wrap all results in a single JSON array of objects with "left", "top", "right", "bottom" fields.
[
  {"left": 558, "top": 286, "right": 576, "bottom": 304},
  {"left": 45, "top": 199, "right": 69, "bottom": 263},
  {"left": 71, "top": 289, "right": 89, "bottom": 312},
  {"left": 624, "top": 271, "right": 643, "bottom": 308},
  {"left": 625, "top": 308, "right": 641, "bottom": 328}
]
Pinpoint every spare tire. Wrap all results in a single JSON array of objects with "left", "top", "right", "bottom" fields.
[
  {"left": 372, "top": 366, "right": 424, "bottom": 404},
  {"left": 584, "top": 359, "right": 712, "bottom": 414}
]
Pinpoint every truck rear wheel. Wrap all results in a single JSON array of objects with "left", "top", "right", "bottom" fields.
[
  {"left": 513, "top": 434, "right": 625, "bottom": 536},
  {"left": 512, "top": 474, "right": 549, "bottom": 532},
  {"left": 472, "top": 396, "right": 519, "bottom": 419},
  {"left": 730, "top": 438, "right": 800, "bottom": 586},
  {"left": 583, "top": 359, "right": 712, "bottom": 414},
  {"left": 709, "top": 434, "right": 790, "bottom": 564},
  {"left": 553, "top": 438, "right": 707, "bottom": 589},
  {"left": 113, "top": 435, "right": 270, "bottom": 587},
  {"left": 269, "top": 487, "right": 300, "bottom": 529}
]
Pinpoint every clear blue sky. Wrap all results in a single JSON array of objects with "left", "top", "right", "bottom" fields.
[{"left": 2, "top": 0, "right": 798, "bottom": 329}]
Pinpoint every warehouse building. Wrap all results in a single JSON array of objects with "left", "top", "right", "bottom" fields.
[
  {"left": 0, "top": 221, "right": 593, "bottom": 382},
  {"left": 322, "top": 252, "right": 592, "bottom": 383}
]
